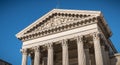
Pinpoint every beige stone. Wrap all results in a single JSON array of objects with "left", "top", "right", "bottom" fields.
[{"left": 16, "top": 9, "right": 120, "bottom": 65}]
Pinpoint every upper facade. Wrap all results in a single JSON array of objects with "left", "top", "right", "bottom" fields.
[
  {"left": 16, "top": 9, "right": 111, "bottom": 40},
  {"left": 16, "top": 9, "right": 116, "bottom": 52},
  {"left": 16, "top": 9, "right": 120, "bottom": 65}
]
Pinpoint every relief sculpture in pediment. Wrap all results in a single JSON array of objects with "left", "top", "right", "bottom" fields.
[
  {"left": 24, "top": 14, "right": 91, "bottom": 35},
  {"left": 34, "top": 16, "right": 79, "bottom": 32}
]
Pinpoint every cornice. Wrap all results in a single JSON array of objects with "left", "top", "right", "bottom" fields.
[
  {"left": 16, "top": 9, "right": 101, "bottom": 38},
  {"left": 19, "top": 15, "right": 99, "bottom": 42}
]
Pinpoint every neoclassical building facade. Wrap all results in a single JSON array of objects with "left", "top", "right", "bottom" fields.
[{"left": 16, "top": 9, "right": 120, "bottom": 65}]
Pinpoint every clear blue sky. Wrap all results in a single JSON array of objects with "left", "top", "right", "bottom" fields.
[{"left": 0, "top": 0, "right": 120, "bottom": 65}]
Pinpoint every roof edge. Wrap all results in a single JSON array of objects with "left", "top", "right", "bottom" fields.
[{"left": 16, "top": 9, "right": 101, "bottom": 38}]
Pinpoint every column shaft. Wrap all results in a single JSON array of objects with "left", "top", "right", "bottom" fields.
[
  {"left": 62, "top": 39, "right": 69, "bottom": 65},
  {"left": 85, "top": 48, "right": 90, "bottom": 65},
  {"left": 47, "top": 43, "right": 53, "bottom": 65},
  {"left": 77, "top": 36, "right": 86, "bottom": 65},
  {"left": 90, "top": 53, "right": 95, "bottom": 65},
  {"left": 21, "top": 49, "right": 28, "bottom": 65},
  {"left": 34, "top": 46, "right": 40, "bottom": 65},
  {"left": 93, "top": 33, "right": 104, "bottom": 65}
]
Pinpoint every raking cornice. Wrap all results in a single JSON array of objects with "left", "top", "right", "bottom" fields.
[{"left": 16, "top": 9, "right": 111, "bottom": 42}]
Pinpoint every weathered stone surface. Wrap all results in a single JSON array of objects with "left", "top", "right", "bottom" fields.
[{"left": 16, "top": 9, "right": 120, "bottom": 65}]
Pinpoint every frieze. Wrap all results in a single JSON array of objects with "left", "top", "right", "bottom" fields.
[
  {"left": 25, "top": 15, "right": 91, "bottom": 34},
  {"left": 18, "top": 12, "right": 99, "bottom": 42}
]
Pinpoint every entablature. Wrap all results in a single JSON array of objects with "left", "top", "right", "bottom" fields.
[{"left": 16, "top": 9, "right": 111, "bottom": 42}]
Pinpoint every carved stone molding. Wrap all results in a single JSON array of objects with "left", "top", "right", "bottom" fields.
[
  {"left": 21, "top": 49, "right": 28, "bottom": 55},
  {"left": 24, "top": 13, "right": 91, "bottom": 34},
  {"left": 62, "top": 39, "right": 68, "bottom": 47},
  {"left": 33, "top": 46, "right": 40, "bottom": 52},
  {"left": 19, "top": 14, "right": 99, "bottom": 42},
  {"left": 46, "top": 43, "right": 53, "bottom": 49},
  {"left": 76, "top": 36, "right": 83, "bottom": 44},
  {"left": 93, "top": 32, "right": 101, "bottom": 40}
]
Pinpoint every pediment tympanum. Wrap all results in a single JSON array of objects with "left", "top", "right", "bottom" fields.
[
  {"left": 16, "top": 9, "right": 101, "bottom": 41},
  {"left": 24, "top": 14, "right": 92, "bottom": 34}
]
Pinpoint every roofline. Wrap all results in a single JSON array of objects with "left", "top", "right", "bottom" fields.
[
  {"left": 16, "top": 9, "right": 101, "bottom": 38},
  {"left": 16, "top": 9, "right": 55, "bottom": 38}
]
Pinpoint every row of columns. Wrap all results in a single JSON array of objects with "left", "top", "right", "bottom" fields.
[{"left": 21, "top": 32, "right": 110, "bottom": 65}]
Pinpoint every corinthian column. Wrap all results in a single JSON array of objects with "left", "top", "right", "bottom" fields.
[
  {"left": 77, "top": 36, "right": 86, "bottom": 65},
  {"left": 93, "top": 32, "right": 104, "bottom": 65},
  {"left": 47, "top": 43, "right": 53, "bottom": 65},
  {"left": 21, "top": 49, "right": 28, "bottom": 65},
  {"left": 34, "top": 46, "right": 40, "bottom": 65},
  {"left": 85, "top": 48, "right": 90, "bottom": 65},
  {"left": 62, "top": 39, "right": 69, "bottom": 65}
]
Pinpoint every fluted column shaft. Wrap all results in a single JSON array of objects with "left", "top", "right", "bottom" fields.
[
  {"left": 47, "top": 43, "right": 53, "bottom": 65},
  {"left": 77, "top": 36, "right": 86, "bottom": 65},
  {"left": 62, "top": 39, "right": 69, "bottom": 65},
  {"left": 34, "top": 46, "right": 40, "bottom": 65},
  {"left": 21, "top": 49, "right": 28, "bottom": 65},
  {"left": 93, "top": 33, "right": 104, "bottom": 65},
  {"left": 85, "top": 48, "right": 90, "bottom": 65},
  {"left": 90, "top": 53, "right": 95, "bottom": 65}
]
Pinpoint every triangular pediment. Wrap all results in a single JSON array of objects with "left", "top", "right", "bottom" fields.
[{"left": 16, "top": 9, "right": 101, "bottom": 40}]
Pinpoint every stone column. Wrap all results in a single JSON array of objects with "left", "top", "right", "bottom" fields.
[
  {"left": 47, "top": 43, "right": 53, "bottom": 65},
  {"left": 90, "top": 53, "right": 95, "bottom": 65},
  {"left": 93, "top": 32, "right": 104, "bottom": 65},
  {"left": 34, "top": 46, "right": 40, "bottom": 65},
  {"left": 77, "top": 36, "right": 86, "bottom": 65},
  {"left": 85, "top": 48, "right": 90, "bottom": 65},
  {"left": 62, "top": 39, "right": 69, "bottom": 65},
  {"left": 30, "top": 53, "right": 34, "bottom": 65},
  {"left": 21, "top": 49, "right": 28, "bottom": 65},
  {"left": 42, "top": 58, "right": 45, "bottom": 65}
]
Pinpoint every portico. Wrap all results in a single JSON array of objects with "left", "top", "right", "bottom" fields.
[{"left": 16, "top": 9, "right": 119, "bottom": 65}]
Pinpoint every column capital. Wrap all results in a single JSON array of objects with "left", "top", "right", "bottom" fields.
[
  {"left": 21, "top": 49, "right": 28, "bottom": 65},
  {"left": 77, "top": 35, "right": 87, "bottom": 65},
  {"left": 62, "top": 39, "right": 68, "bottom": 46},
  {"left": 93, "top": 32, "right": 104, "bottom": 65},
  {"left": 46, "top": 43, "right": 53, "bottom": 49},
  {"left": 47, "top": 43, "right": 54, "bottom": 65},
  {"left": 62, "top": 39, "right": 69, "bottom": 65},
  {"left": 92, "top": 32, "right": 101, "bottom": 40},
  {"left": 76, "top": 35, "right": 83, "bottom": 44},
  {"left": 20, "top": 49, "right": 28, "bottom": 55},
  {"left": 33, "top": 46, "right": 40, "bottom": 52},
  {"left": 34, "top": 46, "right": 41, "bottom": 65}
]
